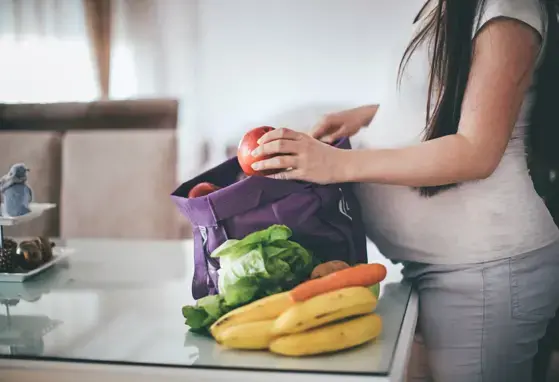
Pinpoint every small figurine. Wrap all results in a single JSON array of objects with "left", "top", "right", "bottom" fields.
[{"left": 0, "top": 163, "right": 33, "bottom": 217}]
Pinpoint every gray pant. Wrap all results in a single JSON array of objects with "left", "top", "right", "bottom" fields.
[{"left": 402, "top": 240, "right": 559, "bottom": 382}]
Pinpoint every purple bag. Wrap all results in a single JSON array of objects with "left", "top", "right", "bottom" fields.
[{"left": 171, "top": 138, "right": 368, "bottom": 300}]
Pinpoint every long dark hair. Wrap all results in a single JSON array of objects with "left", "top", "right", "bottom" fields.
[{"left": 399, "top": 0, "right": 559, "bottom": 200}]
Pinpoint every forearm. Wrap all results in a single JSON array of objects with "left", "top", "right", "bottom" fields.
[{"left": 340, "top": 134, "right": 495, "bottom": 186}]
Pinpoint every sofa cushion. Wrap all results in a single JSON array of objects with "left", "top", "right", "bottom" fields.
[{"left": 60, "top": 129, "right": 182, "bottom": 239}]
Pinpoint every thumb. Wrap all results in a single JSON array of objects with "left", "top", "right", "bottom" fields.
[
  {"left": 322, "top": 124, "right": 350, "bottom": 144},
  {"left": 310, "top": 116, "right": 334, "bottom": 139}
]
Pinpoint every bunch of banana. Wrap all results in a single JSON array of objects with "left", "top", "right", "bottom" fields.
[
  {"left": 210, "top": 291, "right": 294, "bottom": 347},
  {"left": 270, "top": 313, "right": 382, "bottom": 356},
  {"left": 209, "top": 286, "right": 382, "bottom": 356}
]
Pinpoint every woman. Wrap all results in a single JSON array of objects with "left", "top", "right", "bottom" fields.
[{"left": 251, "top": 0, "right": 559, "bottom": 381}]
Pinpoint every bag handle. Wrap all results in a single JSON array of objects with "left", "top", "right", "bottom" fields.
[{"left": 191, "top": 226, "right": 210, "bottom": 299}]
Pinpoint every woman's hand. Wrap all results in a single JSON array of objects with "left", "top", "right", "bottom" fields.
[
  {"left": 250, "top": 128, "right": 347, "bottom": 184},
  {"left": 311, "top": 105, "right": 379, "bottom": 143}
]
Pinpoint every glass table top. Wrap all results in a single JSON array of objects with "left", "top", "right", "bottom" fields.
[{"left": 0, "top": 239, "right": 412, "bottom": 377}]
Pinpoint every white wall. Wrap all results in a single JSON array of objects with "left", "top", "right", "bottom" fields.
[
  {"left": 193, "top": 0, "right": 418, "bottom": 166},
  {"left": 109, "top": 0, "right": 202, "bottom": 182}
]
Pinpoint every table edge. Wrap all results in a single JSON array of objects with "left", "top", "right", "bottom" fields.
[
  {"left": 389, "top": 289, "right": 418, "bottom": 382},
  {"left": 0, "top": 291, "right": 419, "bottom": 382}
]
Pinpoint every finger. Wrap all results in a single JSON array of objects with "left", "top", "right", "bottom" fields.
[
  {"left": 251, "top": 139, "right": 298, "bottom": 157},
  {"left": 258, "top": 127, "right": 302, "bottom": 145},
  {"left": 251, "top": 155, "right": 297, "bottom": 172},
  {"left": 310, "top": 116, "right": 333, "bottom": 139},
  {"left": 267, "top": 168, "right": 302, "bottom": 181},
  {"left": 321, "top": 125, "right": 350, "bottom": 144}
]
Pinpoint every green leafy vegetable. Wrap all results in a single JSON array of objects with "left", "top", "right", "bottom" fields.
[
  {"left": 182, "top": 225, "right": 313, "bottom": 331},
  {"left": 182, "top": 294, "right": 230, "bottom": 332},
  {"left": 210, "top": 225, "right": 292, "bottom": 260},
  {"left": 369, "top": 283, "right": 380, "bottom": 299}
]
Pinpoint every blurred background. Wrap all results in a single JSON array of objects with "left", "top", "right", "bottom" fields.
[{"left": 0, "top": 0, "right": 414, "bottom": 240}]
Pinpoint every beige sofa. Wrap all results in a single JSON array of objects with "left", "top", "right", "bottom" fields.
[{"left": 0, "top": 99, "right": 189, "bottom": 240}]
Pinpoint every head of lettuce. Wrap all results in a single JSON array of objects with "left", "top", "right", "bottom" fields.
[{"left": 182, "top": 225, "right": 314, "bottom": 332}]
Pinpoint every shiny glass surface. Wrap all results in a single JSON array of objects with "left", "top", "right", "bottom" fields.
[{"left": 0, "top": 239, "right": 412, "bottom": 376}]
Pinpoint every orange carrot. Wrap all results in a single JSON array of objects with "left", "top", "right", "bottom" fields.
[{"left": 290, "top": 263, "right": 387, "bottom": 302}]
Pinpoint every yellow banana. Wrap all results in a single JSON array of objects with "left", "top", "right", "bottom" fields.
[
  {"left": 219, "top": 320, "right": 276, "bottom": 350},
  {"left": 270, "top": 313, "right": 382, "bottom": 356},
  {"left": 211, "top": 292, "right": 293, "bottom": 342},
  {"left": 272, "top": 286, "right": 376, "bottom": 335}
]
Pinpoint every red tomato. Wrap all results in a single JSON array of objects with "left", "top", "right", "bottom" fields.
[
  {"left": 188, "top": 182, "right": 221, "bottom": 198},
  {"left": 237, "top": 126, "right": 277, "bottom": 176}
]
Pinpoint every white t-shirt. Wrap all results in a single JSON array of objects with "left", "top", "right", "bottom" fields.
[{"left": 355, "top": 0, "right": 559, "bottom": 264}]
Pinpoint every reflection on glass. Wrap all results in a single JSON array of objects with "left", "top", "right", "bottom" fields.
[{"left": 0, "top": 298, "right": 62, "bottom": 356}]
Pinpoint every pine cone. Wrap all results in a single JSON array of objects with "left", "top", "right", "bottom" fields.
[
  {"left": 2, "top": 237, "right": 18, "bottom": 253},
  {"left": 0, "top": 247, "right": 17, "bottom": 273}
]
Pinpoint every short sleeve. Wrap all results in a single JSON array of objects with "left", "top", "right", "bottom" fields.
[{"left": 474, "top": 0, "right": 546, "bottom": 39}]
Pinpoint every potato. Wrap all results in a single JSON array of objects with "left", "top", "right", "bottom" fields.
[{"left": 310, "top": 260, "right": 350, "bottom": 279}]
